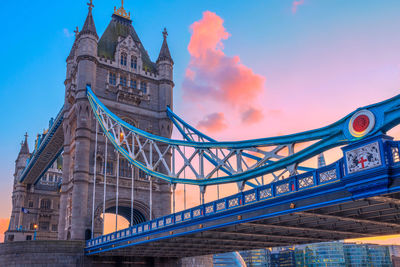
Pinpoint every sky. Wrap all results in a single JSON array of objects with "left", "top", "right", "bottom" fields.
[{"left": 1, "top": 0, "right": 400, "bottom": 243}]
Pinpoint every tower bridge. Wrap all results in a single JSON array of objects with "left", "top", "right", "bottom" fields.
[{"left": 3, "top": 1, "right": 400, "bottom": 266}]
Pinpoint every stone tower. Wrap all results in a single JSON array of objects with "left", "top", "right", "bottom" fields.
[
  {"left": 5, "top": 133, "right": 62, "bottom": 242},
  {"left": 58, "top": 2, "right": 173, "bottom": 240}
]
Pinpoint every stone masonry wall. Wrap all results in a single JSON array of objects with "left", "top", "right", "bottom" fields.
[{"left": 0, "top": 240, "right": 213, "bottom": 266}]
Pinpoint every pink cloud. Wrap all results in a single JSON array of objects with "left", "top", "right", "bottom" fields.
[
  {"left": 183, "top": 11, "right": 266, "bottom": 108},
  {"left": 292, "top": 0, "right": 304, "bottom": 14},
  {"left": 197, "top": 112, "right": 227, "bottom": 133},
  {"left": 242, "top": 107, "right": 263, "bottom": 124}
]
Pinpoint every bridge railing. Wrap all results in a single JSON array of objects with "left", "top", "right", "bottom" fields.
[
  {"left": 86, "top": 158, "right": 345, "bottom": 248},
  {"left": 87, "top": 136, "right": 400, "bottom": 250}
]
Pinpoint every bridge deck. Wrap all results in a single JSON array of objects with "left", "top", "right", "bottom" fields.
[
  {"left": 86, "top": 136, "right": 400, "bottom": 257},
  {"left": 88, "top": 192, "right": 400, "bottom": 258},
  {"left": 19, "top": 107, "right": 64, "bottom": 185}
]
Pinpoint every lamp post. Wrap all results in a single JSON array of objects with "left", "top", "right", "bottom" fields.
[{"left": 33, "top": 224, "right": 38, "bottom": 240}]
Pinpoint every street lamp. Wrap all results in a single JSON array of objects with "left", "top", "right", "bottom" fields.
[{"left": 33, "top": 224, "right": 38, "bottom": 240}]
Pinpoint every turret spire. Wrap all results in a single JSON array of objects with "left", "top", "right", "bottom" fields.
[
  {"left": 19, "top": 133, "right": 29, "bottom": 155},
  {"left": 157, "top": 28, "right": 173, "bottom": 64},
  {"left": 79, "top": 0, "right": 98, "bottom": 39},
  {"left": 87, "top": 0, "right": 94, "bottom": 11}
]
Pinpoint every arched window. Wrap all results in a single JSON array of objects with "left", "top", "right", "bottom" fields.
[
  {"left": 120, "top": 76, "right": 127, "bottom": 87},
  {"left": 106, "top": 161, "right": 114, "bottom": 175},
  {"left": 109, "top": 72, "right": 116, "bottom": 85},
  {"left": 130, "top": 79, "right": 137, "bottom": 89},
  {"left": 119, "top": 159, "right": 130, "bottom": 177},
  {"left": 140, "top": 82, "right": 147, "bottom": 94},
  {"left": 96, "top": 156, "right": 103, "bottom": 174},
  {"left": 121, "top": 53, "right": 127, "bottom": 66},
  {"left": 131, "top": 56, "right": 137, "bottom": 69},
  {"left": 40, "top": 199, "right": 51, "bottom": 210}
]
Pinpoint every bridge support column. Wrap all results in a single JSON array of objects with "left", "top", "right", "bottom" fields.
[{"left": 71, "top": 120, "right": 92, "bottom": 240}]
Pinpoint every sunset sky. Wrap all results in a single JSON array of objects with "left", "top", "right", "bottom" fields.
[{"left": 1, "top": 0, "right": 400, "bottom": 243}]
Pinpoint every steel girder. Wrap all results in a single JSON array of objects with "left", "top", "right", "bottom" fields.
[{"left": 86, "top": 85, "right": 400, "bottom": 186}]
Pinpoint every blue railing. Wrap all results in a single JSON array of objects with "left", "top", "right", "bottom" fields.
[
  {"left": 86, "top": 159, "right": 345, "bottom": 248},
  {"left": 86, "top": 137, "right": 400, "bottom": 249}
]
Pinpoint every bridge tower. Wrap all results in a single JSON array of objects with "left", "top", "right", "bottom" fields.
[{"left": 58, "top": 2, "right": 173, "bottom": 240}]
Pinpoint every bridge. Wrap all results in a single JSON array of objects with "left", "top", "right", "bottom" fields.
[{"left": 18, "top": 84, "right": 400, "bottom": 258}]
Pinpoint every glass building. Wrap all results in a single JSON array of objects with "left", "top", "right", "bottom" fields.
[
  {"left": 240, "top": 249, "right": 270, "bottom": 266},
  {"left": 343, "top": 243, "right": 369, "bottom": 266},
  {"left": 304, "top": 242, "right": 346, "bottom": 266},
  {"left": 367, "top": 245, "right": 392, "bottom": 267},
  {"left": 213, "top": 252, "right": 247, "bottom": 267},
  {"left": 213, "top": 243, "right": 396, "bottom": 266}
]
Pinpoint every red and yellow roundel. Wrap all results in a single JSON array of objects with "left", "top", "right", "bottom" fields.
[{"left": 348, "top": 110, "right": 375, "bottom": 138}]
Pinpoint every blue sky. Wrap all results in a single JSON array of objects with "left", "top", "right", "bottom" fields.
[{"left": 1, "top": 0, "right": 400, "bottom": 219}]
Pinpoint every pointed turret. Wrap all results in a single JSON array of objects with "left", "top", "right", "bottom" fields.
[
  {"left": 78, "top": 0, "right": 98, "bottom": 39},
  {"left": 19, "top": 133, "right": 29, "bottom": 156},
  {"left": 156, "top": 28, "right": 174, "bottom": 114},
  {"left": 157, "top": 28, "right": 173, "bottom": 64}
]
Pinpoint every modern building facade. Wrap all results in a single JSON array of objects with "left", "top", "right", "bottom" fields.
[{"left": 229, "top": 243, "right": 396, "bottom": 267}]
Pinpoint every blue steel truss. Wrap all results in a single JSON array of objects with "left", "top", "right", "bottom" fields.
[
  {"left": 166, "top": 106, "right": 314, "bottom": 188},
  {"left": 87, "top": 85, "right": 400, "bottom": 186}
]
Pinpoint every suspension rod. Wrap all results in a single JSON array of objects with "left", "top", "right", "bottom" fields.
[
  {"left": 91, "top": 121, "right": 98, "bottom": 239},
  {"left": 172, "top": 184, "right": 176, "bottom": 213},
  {"left": 131, "top": 165, "right": 134, "bottom": 226},
  {"left": 149, "top": 175, "right": 152, "bottom": 221},
  {"left": 184, "top": 146, "right": 186, "bottom": 210},
  {"left": 115, "top": 152, "right": 120, "bottom": 232},
  {"left": 102, "top": 137, "right": 108, "bottom": 235}
]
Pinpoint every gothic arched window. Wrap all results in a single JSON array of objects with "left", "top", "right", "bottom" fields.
[
  {"left": 40, "top": 199, "right": 51, "bottom": 210},
  {"left": 131, "top": 56, "right": 137, "bottom": 69},
  {"left": 120, "top": 76, "right": 127, "bottom": 87},
  {"left": 109, "top": 72, "right": 116, "bottom": 85},
  {"left": 96, "top": 156, "right": 103, "bottom": 174},
  {"left": 119, "top": 159, "right": 130, "bottom": 177},
  {"left": 121, "top": 53, "right": 127, "bottom": 66},
  {"left": 141, "top": 82, "right": 147, "bottom": 94},
  {"left": 130, "top": 79, "right": 137, "bottom": 89},
  {"left": 106, "top": 161, "right": 114, "bottom": 176}
]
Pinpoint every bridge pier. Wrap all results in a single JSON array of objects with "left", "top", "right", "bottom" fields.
[{"left": 0, "top": 241, "right": 212, "bottom": 266}]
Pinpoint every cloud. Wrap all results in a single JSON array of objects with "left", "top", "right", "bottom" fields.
[
  {"left": 292, "top": 0, "right": 305, "bottom": 14},
  {"left": 241, "top": 107, "right": 263, "bottom": 124},
  {"left": 197, "top": 112, "right": 227, "bottom": 133},
  {"left": 183, "top": 11, "right": 265, "bottom": 108},
  {"left": 63, "top": 28, "right": 74, "bottom": 38}
]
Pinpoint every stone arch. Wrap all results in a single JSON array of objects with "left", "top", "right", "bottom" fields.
[{"left": 93, "top": 198, "right": 150, "bottom": 229}]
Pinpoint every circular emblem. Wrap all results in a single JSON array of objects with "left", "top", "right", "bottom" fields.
[{"left": 348, "top": 110, "right": 375, "bottom": 138}]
